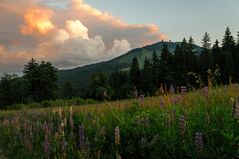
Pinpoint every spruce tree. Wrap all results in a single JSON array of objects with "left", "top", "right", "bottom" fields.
[
  {"left": 160, "top": 43, "right": 173, "bottom": 89},
  {"left": 142, "top": 57, "right": 153, "bottom": 95},
  {"left": 152, "top": 51, "right": 160, "bottom": 89},
  {"left": 199, "top": 32, "right": 213, "bottom": 84},
  {"left": 221, "top": 27, "right": 235, "bottom": 83},
  {"left": 173, "top": 45, "right": 185, "bottom": 86},
  {"left": 235, "top": 32, "right": 239, "bottom": 82},
  {"left": 130, "top": 57, "right": 141, "bottom": 90}
]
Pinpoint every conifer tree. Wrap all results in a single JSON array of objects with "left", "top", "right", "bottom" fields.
[
  {"left": 199, "top": 32, "right": 213, "bottom": 84},
  {"left": 160, "top": 43, "right": 173, "bottom": 88},
  {"left": 130, "top": 57, "right": 141, "bottom": 90},
  {"left": 221, "top": 27, "right": 235, "bottom": 83},
  {"left": 142, "top": 57, "right": 153, "bottom": 95},
  {"left": 152, "top": 51, "right": 160, "bottom": 89}
]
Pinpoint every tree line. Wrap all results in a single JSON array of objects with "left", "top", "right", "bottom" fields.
[
  {"left": 0, "top": 59, "right": 58, "bottom": 108},
  {"left": 89, "top": 27, "right": 239, "bottom": 100}
]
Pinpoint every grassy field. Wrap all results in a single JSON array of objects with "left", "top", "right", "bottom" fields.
[{"left": 0, "top": 84, "right": 239, "bottom": 159}]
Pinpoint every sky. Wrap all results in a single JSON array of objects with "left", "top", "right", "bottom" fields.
[{"left": 0, "top": 0, "right": 238, "bottom": 73}]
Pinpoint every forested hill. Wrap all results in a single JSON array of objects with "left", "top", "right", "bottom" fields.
[{"left": 57, "top": 41, "right": 202, "bottom": 90}]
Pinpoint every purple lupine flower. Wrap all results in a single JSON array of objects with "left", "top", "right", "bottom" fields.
[
  {"left": 202, "top": 86, "right": 209, "bottom": 97},
  {"left": 169, "top": 84, "right": 175, "bottom": 94},
  {"left": 195, "top": 132, "right": 203, "bottom": 155},
  {"left": 78, "top": 124, "right": 86, "bottom": 151},
  {"left": 138, "top": 95, "right": 144, "bottom": 105},
  {"left": 160, "top": 98, "right": 165, "bottom": 108},
  {"left": 233, "top": 99, "right": 239, "bottom": 120},
  {"left": 180, "top": 86, "right": 187, "bottom": 94},
  {"left": 179, "top": 115, "right": 186, "bottom": 138},
  {"left": 44, "top": 135, "right": 51, "bottom": 159}
]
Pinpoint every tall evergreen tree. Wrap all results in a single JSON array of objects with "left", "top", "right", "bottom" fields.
[
  {"left": 160, "top": 43, "right": 173, "bottom": 88},
  {"left": 130, "top": 57, "right": 141, "bottom": 90},
  {"left": 152, "top": 51, "right": 160, "bottom": 89},
  {"left": 23, "top": 58, "right": 58, "bottom": 101},
  {"left": 186, "top": 37, "right": 198, "bottom": 72},
  {"left": 199, "top": 32, "right": 213, "bottom": 84},
  {"left": 142, "top": 57, "right": 153, "bottom": 95},
  {"left": 221, "top": 27, "right": 235, "bottom": 83},
  {"left": 235, "top": 32, "right": 239, "bottom": 82},
  {"left": 211, "top": 40, "right": 221, "bottom": 70},
  {"left": 173, "top": 44, "right": 185, "bottom": 86}
]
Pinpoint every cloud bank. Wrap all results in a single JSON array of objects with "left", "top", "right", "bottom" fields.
[{"left": 0, "top": 0, "right": 166, "bottom": 73}]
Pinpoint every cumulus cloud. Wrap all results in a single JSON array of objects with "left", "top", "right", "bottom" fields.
[
  {"left": 20, "top": 8, "right": 54, "bottom": 36},
  {"left": 0, "top": 0, "right": 166, "bottom": 73}
]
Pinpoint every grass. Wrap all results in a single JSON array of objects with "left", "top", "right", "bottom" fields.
[{"left": 0, "top": 84, "right": 239, "bottom": 158}]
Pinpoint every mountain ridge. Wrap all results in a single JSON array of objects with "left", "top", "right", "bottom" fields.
[{"left": 58, "top": 41, "right": 202, "bottom": 90}]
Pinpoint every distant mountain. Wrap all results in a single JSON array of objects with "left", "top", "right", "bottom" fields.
[{"left": 57, "top": 41, "right": 202, "bottom": 90}]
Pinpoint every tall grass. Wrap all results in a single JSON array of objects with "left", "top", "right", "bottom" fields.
[{"left": 0, "top": 84, "right": 239, "bottom": 158}]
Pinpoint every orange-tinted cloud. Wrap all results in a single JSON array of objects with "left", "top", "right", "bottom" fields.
[
  {"left": 0, "top": 0, "right": 167, "bottom": 73},
  {"left": 20, "top": 8, "right": 54, "bottom": 36}
]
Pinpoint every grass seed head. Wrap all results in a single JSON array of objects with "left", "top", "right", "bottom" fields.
[{"left": 115, "top": 126, "right": 120, "bottom": 145}]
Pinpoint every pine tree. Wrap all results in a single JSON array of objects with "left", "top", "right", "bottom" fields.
[
  {"left": 235, "top": 32, "right": 239, "bottom": 82},
  {"left": 221, "top": 27, "right": 235, "bottom": 83},
  {"left": 172, "top": 45, "right": 185, "bottom": 86},
  {"left": 211, "top": 40, "right": 221, "bottom": 70},
  {"left": 142, "top": 57, "right": 153, "bottom": 95},
  {"left": 186, "top": 37, "right": 198, "bottom": 72},
  {"left": 160, "top": 43, "right": 173, "bottom": 89},
  {"left": 186, "top": 37, "right": 199, "bottom": 88},
  {"left": 200, "top": 32, "right": 213, "bottom": 84},
  {"left": 152, "top": 51, "right": 160, "bottom": 89},
  {"left": 130, "top": 57, "right": 141, "bottom": 90}
]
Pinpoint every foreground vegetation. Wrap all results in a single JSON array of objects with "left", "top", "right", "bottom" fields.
[{"left": 0, "top": 84, "right": 239, "bottom": 158}]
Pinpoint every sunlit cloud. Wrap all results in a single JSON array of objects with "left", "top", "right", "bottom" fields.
[
  {"left": 20, "top": 8, "right": 54, "bottom": 36},
  {"left": 0, "top": 0, "right": 166, "bottom": 73}
]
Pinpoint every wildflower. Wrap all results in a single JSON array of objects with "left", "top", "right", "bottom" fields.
[
  {"left": 44, "top": 121, "right": 50, "bottom": 136},
  {"left": 174, "top": 95, "right": 182, "bottom": 104},
  {"left": 169, "top": 84, "right": 175, "bottom": 94},
  {"left": 137, "top": 117, "right": 150, "bottom": 127},
  {"left": 230, "top": 97, "right": 236, "bottom": 104},
  {"left": 70, "top": 116, "right": 74, "bottom": 134},
  {"left": 160, "top": 98, "right": 165, "bottom": 108},
  {"left": 64, "top": 118, "right": 67, "bottom": 128},
  {"left": 205, "top": 113, "right": 210, "bottom": 126},
  {"left": 166, "top": 114, "right": 171, "bottom": 128},
  {"left": 44, "top": 135, "right": 51, "bottom": 159},
  {"left": 180, "top": 86, "right": 187, "bottom": 94},
  {"left": 96, "top": 150, "right": 101, "bottom": 159},
  {"left": 138, "top": 95, "right": 144, "bottom": 105},
  {"left": 133, "top": 88, "right": 138, "bottom": 99},
  {"left": 179, "top": 115, "right": 186, "bottom": 138},
  {"left": 78, "top": 124, "right": 86, "bottom": 151},
  {"left": 59, "top": 108, "right": 62, "bottom": 118},
  {"left": 115, "top": 126, "right": 120, "bottom": 145},
  {"left": 233, "top": 99, "right": 239, "bottom": 120},
  {"left": 70, "top": 107, "right": 73, "bottom": 117},
  {"left": 61, "top": 138, "right": 68, "bottom": 157},
  {"left": 195, "top": 132, "right": 203, "bottom": 155},
  {"left": 202, "top": 86, "right": 209, "bottom": 97}
]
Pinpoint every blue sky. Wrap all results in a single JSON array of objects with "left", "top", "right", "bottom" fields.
[{"left": 84, "top": 0, "right": 239, "bottom": 45}]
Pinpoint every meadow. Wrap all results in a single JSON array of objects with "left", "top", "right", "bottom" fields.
[{"left": 0, "top": 84, "right": 239, "bottom": 159}]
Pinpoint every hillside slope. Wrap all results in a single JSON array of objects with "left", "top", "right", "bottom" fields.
[{"left": 58, "top": 41, "right": 202, "bottom": 90}]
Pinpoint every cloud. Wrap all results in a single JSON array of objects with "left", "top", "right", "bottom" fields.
[
  {"left": 0, "top": 0, "right": 166, "bottom": 73},
  {"left": 107, "top": 39, "right": 131, "bottom": 59},
  {"left": 20, "top": 7, "right": 54, "bottom": 36},
  {"left": 64, "top": 20, "right": 89, "bottom": 40}
]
